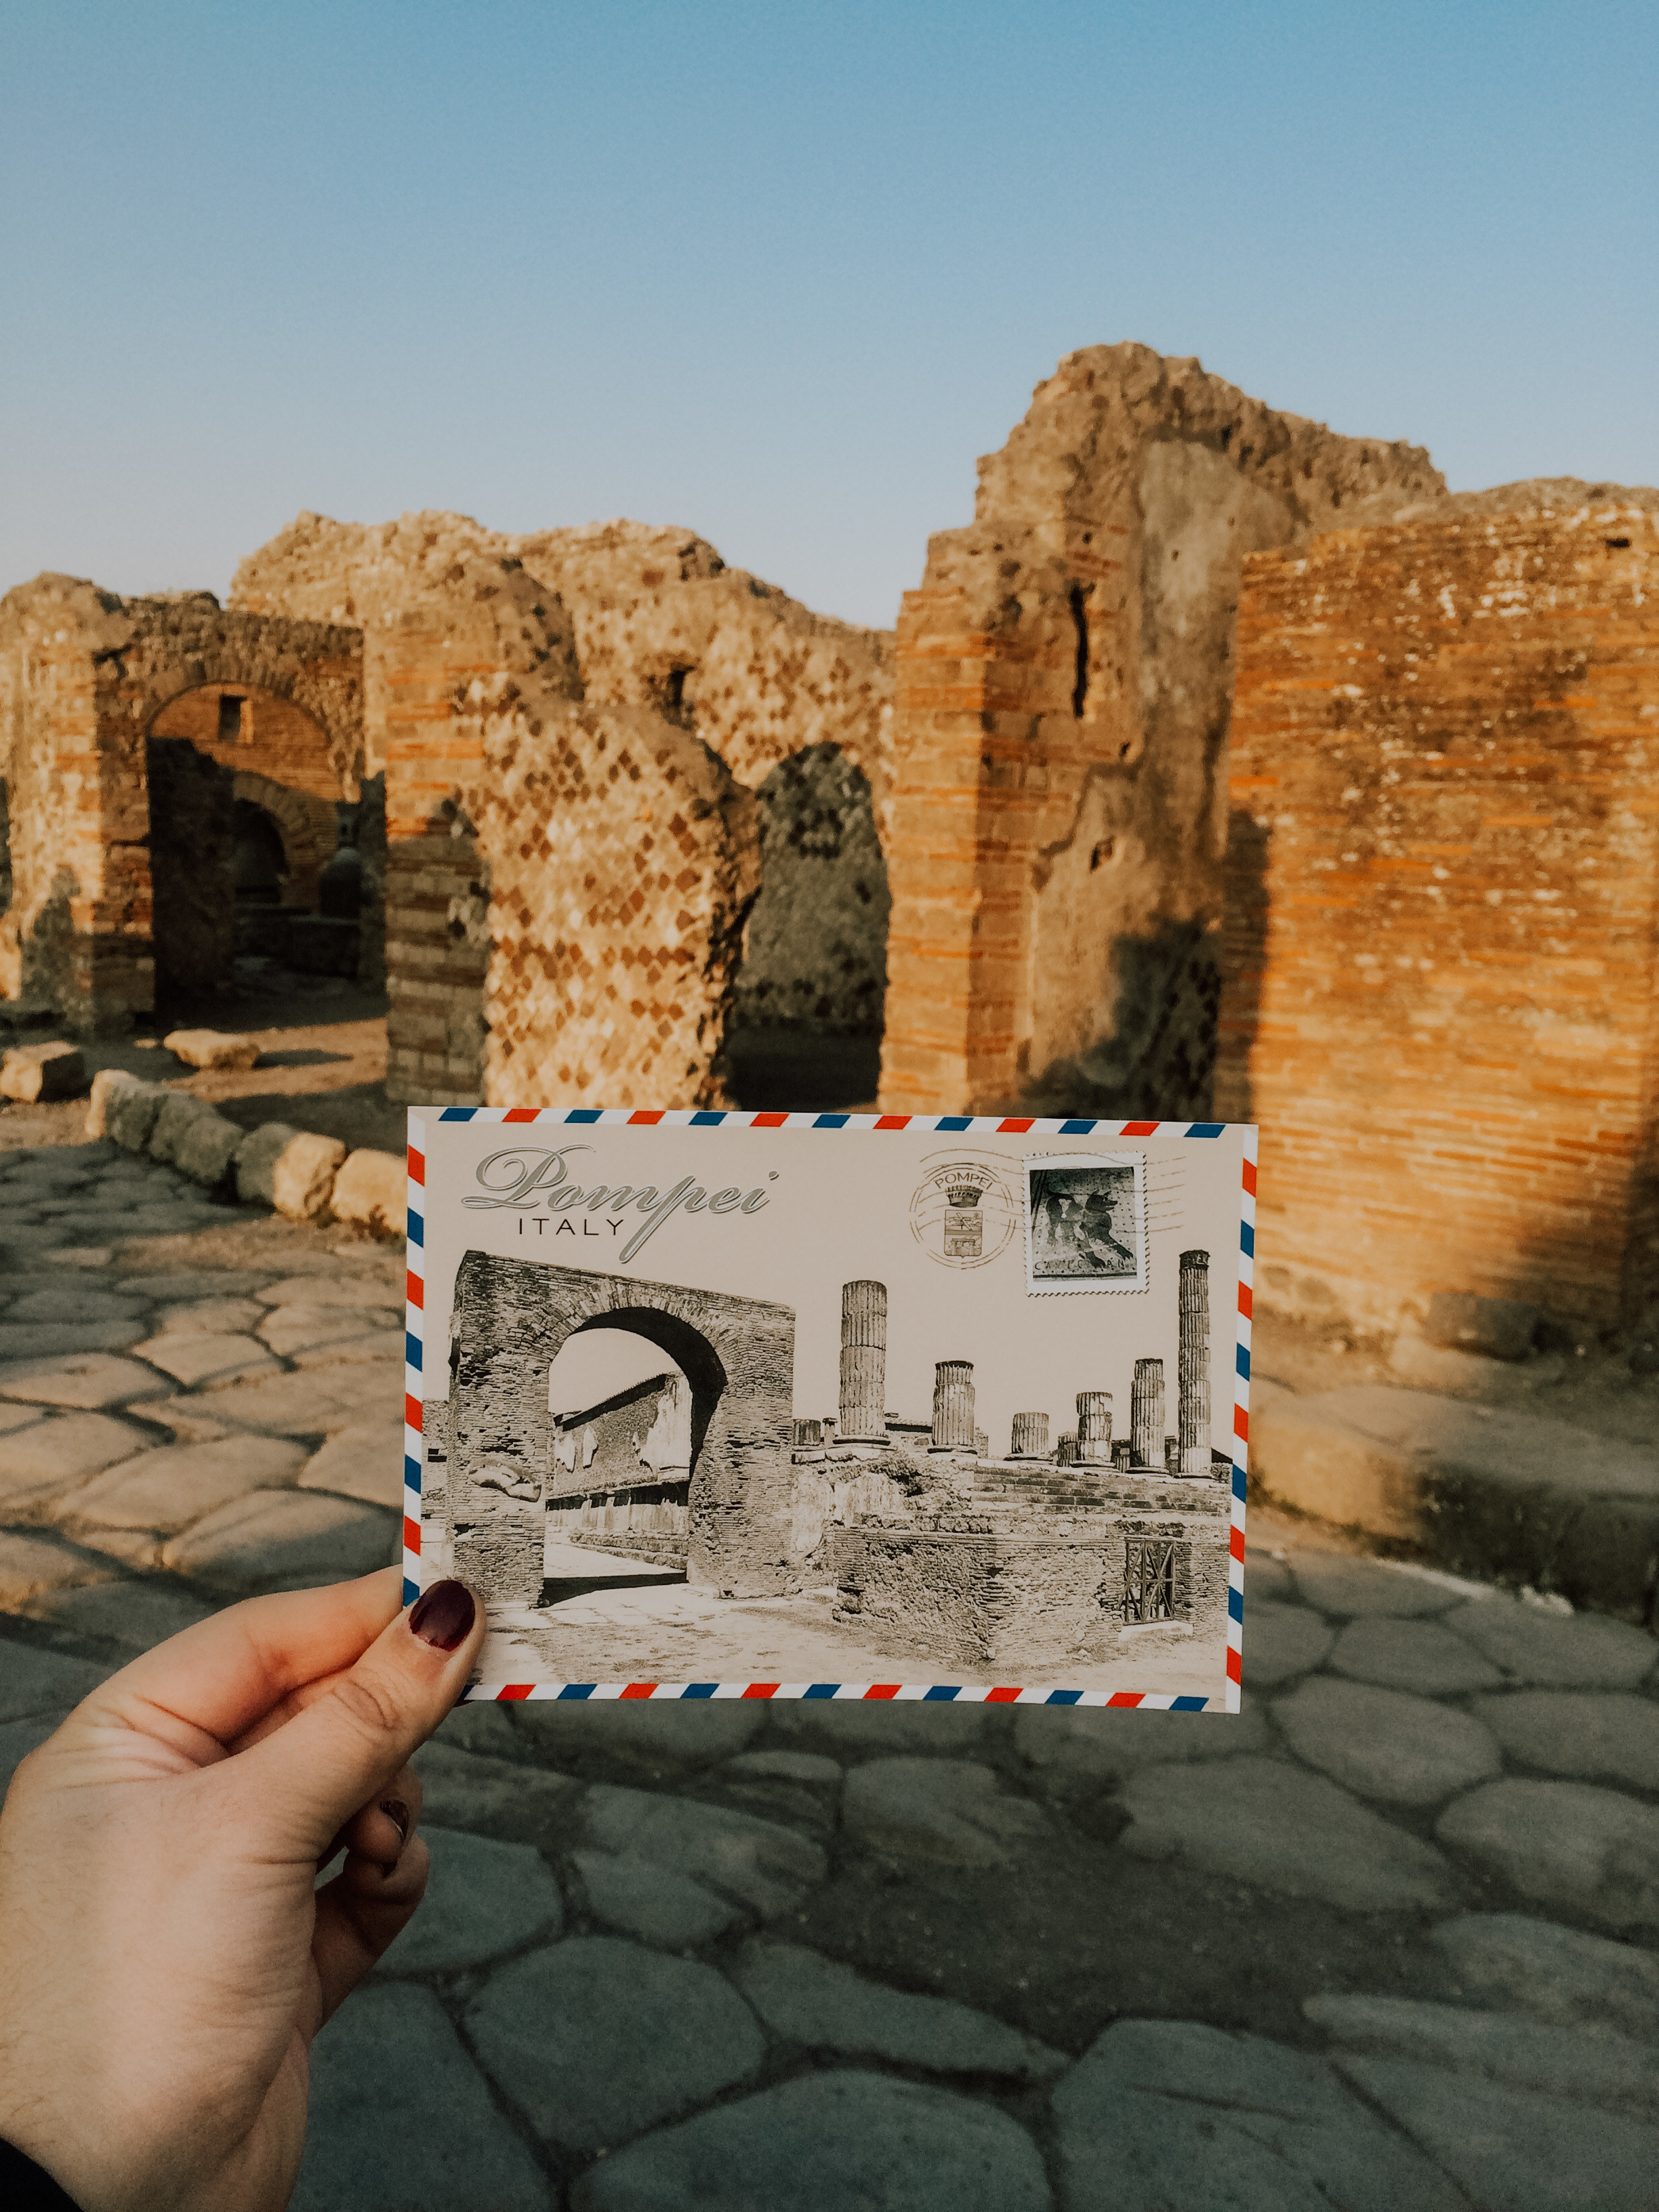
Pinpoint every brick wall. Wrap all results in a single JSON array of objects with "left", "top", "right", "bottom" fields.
[
  {"left": 0, "top": 577, "right": 363, "bottom": 1027},
  {"left": 878, "top": 344, "right": 1446, "bottom": 1115},
  {"left": 1215, "top": 505, "right": 1659, "bottom": 1330}
]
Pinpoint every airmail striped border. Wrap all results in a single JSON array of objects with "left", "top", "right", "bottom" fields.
[{"left": 403, "top": 1109, "right": 1255, "bottom": 1712}]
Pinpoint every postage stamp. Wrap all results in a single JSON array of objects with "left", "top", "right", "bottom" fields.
[{"left": 1023, "top": 1151, "right": 1148, "bottom": 1294}]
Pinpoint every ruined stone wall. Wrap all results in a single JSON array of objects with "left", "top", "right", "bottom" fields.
[
  {"left": 450, "top": 1252, "right": 796, "bottom": 1602},
  {"left": 878, "top": 344, "right": 1446, "bottom": 1115},
  {"left": 232, "top": 512, "right": 895, "bottom": 1061},
  {"left": 0, "top": 576, "right": 361, "bottom": 1027},
  {"left": 1214, "top": 501, "right": 1659, "bottom": 1330}
]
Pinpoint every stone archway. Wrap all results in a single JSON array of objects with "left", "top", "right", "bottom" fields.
[{"left": 448, "top": 1249, "right": 795, "bottom": 1604}]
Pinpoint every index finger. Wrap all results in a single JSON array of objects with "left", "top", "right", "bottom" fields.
[{"left": 62, "top": 1570, "right": 405, "bottom": 1761}]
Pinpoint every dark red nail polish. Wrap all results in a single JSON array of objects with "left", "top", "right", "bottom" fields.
[
  {"left": 380, "top": 1799, "right": 410, "bottom": 1845},
  {"left": 409, "top": 1578, "right": 475, "bottom": 1650}
]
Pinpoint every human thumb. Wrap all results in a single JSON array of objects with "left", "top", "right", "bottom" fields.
[{"left": 229, "top": 1579, "right": 484, "bottom": 1856}]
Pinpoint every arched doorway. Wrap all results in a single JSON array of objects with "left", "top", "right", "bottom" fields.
[
  {"left": 145, "top": 682, "right": 357, "bottom": 1002},
  {"left": 726, "top": 743, "right": 890, "bottom": 1110},
  {"left": 536, "top": 1319, "right": 716, "bottom": 1585},
  {"left": 449, "top": 1251, "right": 794, "bottom": 1603}
]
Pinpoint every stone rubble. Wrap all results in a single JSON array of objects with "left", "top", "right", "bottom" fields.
[{"left": 1, "top": 1137, "right": 1656, "bottom": 2209}]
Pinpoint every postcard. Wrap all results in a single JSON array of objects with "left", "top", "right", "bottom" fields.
[{"left": 405, "top": 1109, "right": 1254, "bottom": 1711}]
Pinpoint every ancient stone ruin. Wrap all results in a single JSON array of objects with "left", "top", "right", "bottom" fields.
[
  {"left": 445, "top": 1246, "right": 1230, "bottom": 1674},
  {"left": 5, "top": 342, "right": 1656, "bottom": 1334}
]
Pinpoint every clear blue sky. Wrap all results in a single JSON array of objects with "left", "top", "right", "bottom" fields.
[{"left": 3, "top": 1, "right": 1654, "bottom": 628}]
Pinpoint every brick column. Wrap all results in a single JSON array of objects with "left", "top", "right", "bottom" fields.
[
  {"left": 1179, "top": 1249, "right": 1211, "bottom": 1473},
  {"left": 930, "top": 1360, "right": 976, "bottom": 1452},
  {"left": 838, "top": 1280, "right": 889, "bottom": 1443},
  {"left": 1076, "top": 1390, "right": 1113, "bottom": 1465},
  {"left": 1010, "top": 1411, "right": 1049, "bottom": 1458},
  {"left": 1130, "top": 1357, "right": 1166, "bottom": 1469},
  {"left": 1057, "top": 1431, "right": 1078, "bottom": 1466}
]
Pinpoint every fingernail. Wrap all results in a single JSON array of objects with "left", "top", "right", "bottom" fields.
[
  {"left": 380, "top": 1799, "right": 410, "bottom": 1845},
  {"left": 409, "top": 1578, "right": 476, "bottom": 1651}
]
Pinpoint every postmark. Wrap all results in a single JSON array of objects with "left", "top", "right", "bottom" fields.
[{"left": 907, "top": 1154, "right": 1020, "bottom": 1269}]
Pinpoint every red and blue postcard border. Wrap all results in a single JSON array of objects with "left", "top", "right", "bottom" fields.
[{"left": 403, "top": 1108, "right": 1255, "bottom": 1712}]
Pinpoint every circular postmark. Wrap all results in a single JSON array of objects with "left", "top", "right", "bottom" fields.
[{"left": 907, "top": 1157, "right": 1019, "bottom": 1269}]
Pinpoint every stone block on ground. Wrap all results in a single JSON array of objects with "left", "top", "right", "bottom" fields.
[
  {"left": 233, "top": 1124, "right": 347, "bottom": 1218},
  {"left": 329, "top": 1148, "right": 406, "bottom": 1236},
  {"left": 0, "top": 1530, "right": 125, "bottom": 1608},
  {"left": 161, "top": 1489, "right": 398, "bottom": 1591},
  {"left": 178, "top": 1369, "right": 372, "bottom": 1437},
  {"left": 577, "top": 1784, "right": 826, "bottom": 1917},
  {"left": 1287, "top": 1553, "right": 1465, "bottom": 1619},
  {"left": 146, "top": 1093, "right": 243, "bottom": 1191},
  {"left": 291, "top": 1982, "right": 549, "bottom": 2212},
  {"left": 1052, "top": 2018, "right": 1467, "bottom": 2212},
  {"left": 1443, "top": 1596, "right": 1658, "bottom": 1689},
  {"left": 1430, "top": 1913, "right": 1659, "bottom": 2043},
  {"left": 1422, "top": 1292, "right": 1542, "bottom": 1361},
  {"left": 409, "top": 1743, "right": 583, "bottom": 1844},
  {"left": 371, "top": 1826, "right": 562, "bottom": 1977},
  {"left": 731, "top": 1940, "right": 1065, "bottom": 2081},
  {"left": 1272, "top": 1677, "right": 1501, "bottom": 1805},
  {"left": 0, "top": 1353, "right": 176, "bottom": 1412},
  {"left": 1, "top": 1042, "right": 85, "bottom": 1103},
  {"left": 163, "top": 1028, "right": 261, "bottom": 1073},
  {"left": 86, "top": 1067, "right": 139, "bottom": 1140},
  {"left": 127, "top": 1332, "right": 284, "bottom": 1390},
  {"left": 1240, "top": 1599, "right": 1334, "bottom": 1688},
  {"left": 1436, "top": 1779, "right": 1659, "bottom": 1929},
  {"left": 0, "top": 1641, "right": 110, "bottom": 1722},
  {"left": 571, "top": 2072, "right": 1050, "bottom": 2212},
  {"left": 1336, "top": 2054, "right": 1659, "bottom": 2212},
  {"left": 1307, "top": 1993, "right": 1659, "bottom": 2122},
  {"left": 0, "top": 1410, "right": 150, "bottom": 1509},
  {"left": 465, "top": 1936, "right": 764, "bottom": 2152},
  {"left": 298, "top": 1420, "right": 406, "bottom": 1506},
  {"left": 256, "top": 1305, "right": 393, "bottom": 1358},
  {"left": 841, "top": 1758, "right": 1051, "bottom": 1868},
  {"left": 101, "top": 1080, "right": 169, "bottom": 1155},
  {"left": 255, "top": 1272, "right": 404, "bottom": 1311},
  {"left": 1472, "top": 1690, "right": 1659, "bottom": 1791},
  {"left": 1015, "top": 1699, "right": 1270, "bottom": 1790},
  {"left": 1116, "top": 1756, "right": 1461, "bottom": 1912},
  {"left": 1328, "top": 1614, "right": 1505, "bottom": 1695},
  {"left": 59, "top": 1435, "right": 307, "bottom": 1536},
  {"left": 150, "top": 1297, "right": 268, "bottom": 1337},
  {"left": 573, "top": 1851, "right": 743, "bottom": 1948}
]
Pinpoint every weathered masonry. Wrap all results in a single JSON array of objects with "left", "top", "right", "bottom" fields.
[
  {"left": 1215, "top": 499, "right": 1659, "bottom": 1330},
  {"left": 231, "top": 512, "right": 895, "bottom": 1109},
  {"left": 876, "top": 343, "right": 1445, "bottom": 1118},
  {"left": 447, "top": 1251, "right": 797, "bottom": 1602},
  {"left": 0, "top": 578, "right": 363, "bottom": 1028}
]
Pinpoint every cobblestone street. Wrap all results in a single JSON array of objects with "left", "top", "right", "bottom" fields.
[{"left": 3, "top": 1139, "right": 1659, "bottom": 2209}]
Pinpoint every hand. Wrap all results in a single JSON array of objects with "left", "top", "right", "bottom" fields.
[{"left": 0, "top": 1568, "right": 485, "bottom": 2212}]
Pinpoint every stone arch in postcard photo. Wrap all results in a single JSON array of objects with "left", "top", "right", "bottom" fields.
[{"left": 447, "top": 1249, "right": 796, "bottom": 1607}]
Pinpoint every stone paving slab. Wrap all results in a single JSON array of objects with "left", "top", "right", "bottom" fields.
[
  {"left": 466, "top": 1937, "right": 766, "bottom": 2153},
  {"left": 371, "top": 1826, "right": 563, "bottom": 1978},
  {"left": 571, "top": 2072, "right": 1050, "bottom": 2212},
  {"left": 294, "top": 1984, "right": 550, "bottom": 2212},
  {"left": 1052, "top": 2019, "right": 1467, "bottom": 2212},
  {"left": 1307, "top": 1991, "right": 1659, "bottom": 2120},
  {"left": 1334, "top": 2055, "right": 1659, "bottom": 2212}
]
